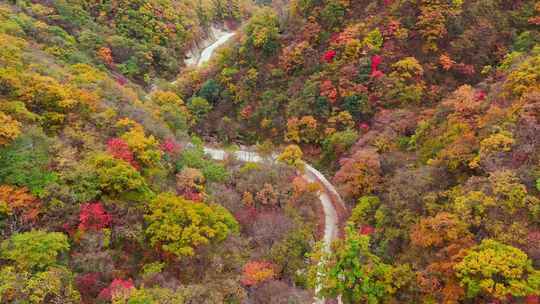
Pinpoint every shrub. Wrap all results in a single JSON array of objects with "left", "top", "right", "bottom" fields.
[
  {"left": 198, "top": 79, "right": 222, "bottom": 104},
  {"left": 176, "top": 147, "right": 229, "bottom": 183},
  {"left": 0, "top": 265, "right": 80, "bottom": 303},
  {"left": 363, "top": 29, "right": 383, "bottom": 52},
  {"left": 349, "top": 196, "right": 381, "bottom": 227},
  {"left": 188, "top": 97, "right": 212, "bottom": 121},
  {"left": 322, "top": 129, "right": 359, "bottom": 161},
  {"left": 503, "top": 47, "right": 540, "bottom": 97}
]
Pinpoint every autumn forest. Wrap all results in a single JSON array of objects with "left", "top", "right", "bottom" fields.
[{"left": 0, "top": 0, "right": 539, "bottom": 303}]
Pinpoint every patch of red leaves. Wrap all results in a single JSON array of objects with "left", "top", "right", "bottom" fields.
[
  {"left": 359, "top": 225, "right": 375, "bottom": 235},
  {"left": 474, "top": 90, "right": 486, "bottom": 101},
  {"left": 76, "top": 272, "right": 104, "bottom": 300},
  {"left": 107, "top": 137, "right": 139, "bottom": 169},
  {"left": 98, "top": 278, "right": 134, "bottom": 301},
  {"left": 160, "top": 138, "right": 181, "bottom": 156},
  {"left": 323, "top": 50, "right": 337, "bottom": 63},
  {"left": 79, "top": 202, "right": 112, "bottom": 231},
  {"left": 370, "top": 55, "right": 384, "bottom": 78}
]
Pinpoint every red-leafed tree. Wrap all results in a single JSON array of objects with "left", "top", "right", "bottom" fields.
[
  {"left": 526, "top": 295, "right": 539, "bottom": 304},
  {"left": 474, "top": 90, "right": 486, "bottom": 101},
  {"left": 79, "top": 202, "right": 112, "bottom": 231},
  {"left": 107, "top": 137, "right": 139, "bottom": 169},
  {"left": 323, "top": 50, "right": 337, "bottom": 62},
  {"left": 370, "top": 55, "right": 384, "bottom": 78},
  {"left": 76, "top": 272, "right": 104, "bottom": 300},
  {"left": 98, "top": 278, "right": 134, "bottom": 301},
  {"left": 240, "top": 104, "right": 254, "bottom": 119},
  {"left": 160, "top": 138, "right": 181, "bottom": 156},
  {"left": 235, "top": 206, "right": 258, "bottom": 228},
  {"left": 359, "top": 225, "right": 375, "bottom": 235},
  {"left": 183, "top": 190, "right": 204, "bottom": 202},
  {"left": 453, "top": 63, "right": 475, "bottom": 76},
  {"left": 359, "top": 123, "right": 370, "bottom": 132}
]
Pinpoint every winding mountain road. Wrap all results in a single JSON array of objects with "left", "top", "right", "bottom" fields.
[
  {"left": 180, "top": 29, "right": 343, "bottom": 303},
  {"left": 197, "top": 31, "right": 236, "bottom": 66},
  {"left": 183, "top": 27, "right": 236, "bottom": 67},
  {"left": 202, "top": 147, "right": 341, "bottom": 249},
  {"left": 202, "top": 147, "right": 343, "bottom": 304}
]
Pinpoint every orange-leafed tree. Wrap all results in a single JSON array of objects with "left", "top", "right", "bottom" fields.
[
  {"left": 0, "top": 185, "right": 42, "bottom": 228},
  {"left": 97, "top": 47, "right": 114, "bottom": 66},
  {"left": 320, "top": 80, "right": 338, "bottom": 103},
  {"left": 439, "top": 54, "right": 455, "bottom": 71},
  {"left": 285, "top": 115, "right": 319, "bottom": 143},
  {"left": 280, "top": 41, "right": 312, "bottom": 73},
  {"left": 0, "top": 111, "right": 21, "bottom": 146},
  {"left": 411, "top": 212, "right": 475, "bottom": 304},
  {"left": 241, "top": 261, "right": 275, "bottom": 286},
  {"left": 334, "top": 148, "right": 382, "bottom": 201}
]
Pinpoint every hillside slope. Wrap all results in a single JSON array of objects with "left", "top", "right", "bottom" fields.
[{"left": 5, "top": 0, "right": 254, "bottom": 84}]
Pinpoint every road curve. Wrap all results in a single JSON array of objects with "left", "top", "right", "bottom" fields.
[
  {"left": 197, "top": 31, "right": 235, "bottom": 66},
  {"left": 202, "top": 147, "right": 342, "bottom": 304},
  {"left": 188, "top": 31, "right": 343, "bottom": 303}
]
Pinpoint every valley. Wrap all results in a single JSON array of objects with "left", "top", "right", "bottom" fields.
[{"left": 0, "top": 1, "right": 539, "bottom": 303}]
